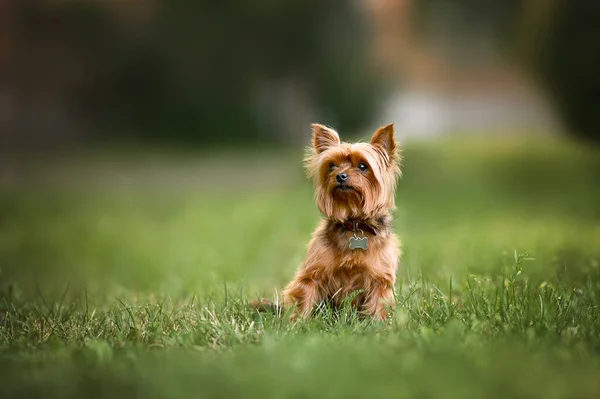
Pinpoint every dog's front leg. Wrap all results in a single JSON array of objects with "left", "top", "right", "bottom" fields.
[
  {"left": 283, "top": 275, "right": 320, "bottom": 321},
  {"left": 362, "top": 283, "right": 395, "bottom": 321}
]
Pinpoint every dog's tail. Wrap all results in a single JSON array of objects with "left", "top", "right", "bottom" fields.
[{"left": 249, "top": 298, "right": 282, "bottom": 314}]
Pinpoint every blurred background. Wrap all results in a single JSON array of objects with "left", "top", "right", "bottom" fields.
[
  {"left": 0, "top": 0, "right": 599, "bottom": 299},
  {"left": 2, "top": 0, "right": 600, "bottom": 151},
  {"left": 1, "top": 4, "right": 600, "bottom": 396}
]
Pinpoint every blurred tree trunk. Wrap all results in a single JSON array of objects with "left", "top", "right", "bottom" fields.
[
  {"left": 533, "top": 0, "right": 600, "bottom": 142},
  {"left": 515, "top": 0, "right": 560, "bottom": 73},
  {"left": 0, "top": 0, "right": 14, "bottom": 149}
]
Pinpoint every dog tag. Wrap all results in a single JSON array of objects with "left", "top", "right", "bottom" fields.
[{"left": 349, "top": 236, "right": 368, "bottom": 250}]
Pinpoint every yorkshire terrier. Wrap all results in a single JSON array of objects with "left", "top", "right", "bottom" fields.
[{"left": 255, "top": 123, "right": 402, "bottom": 320}]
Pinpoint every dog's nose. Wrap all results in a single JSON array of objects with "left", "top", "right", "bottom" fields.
[{"left": 336, "top": 173, "right": 348, "bottom": 183}]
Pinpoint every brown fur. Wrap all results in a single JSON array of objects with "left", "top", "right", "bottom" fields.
[{"left": 253, "top": 123, "right": 402, "bottom": 321}]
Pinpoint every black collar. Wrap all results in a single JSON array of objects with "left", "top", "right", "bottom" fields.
[{"left": 340, "top": 220, "right": 378, "bottom": 236}]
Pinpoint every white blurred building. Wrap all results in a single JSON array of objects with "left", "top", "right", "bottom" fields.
[{"left": 365, "top": 0, "right": 560, "bottom": 140}]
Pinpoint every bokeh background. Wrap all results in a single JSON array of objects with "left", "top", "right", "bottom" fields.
[
  {"left": 1, "top": 2, "right": 600, "bottom": 397},
  {"left": 2, "top": 0, "right": 600, "bottom": 150},
  {"left": 1, "top": 0, "right": 600, "bottom": 297}
]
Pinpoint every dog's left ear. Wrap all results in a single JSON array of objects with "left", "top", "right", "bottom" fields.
[
  {"left": 312, "top": 124, "right": 341, "bottom": 154},
  {"left": 370, "top": 123, "right": 397, "bottom": 163}
]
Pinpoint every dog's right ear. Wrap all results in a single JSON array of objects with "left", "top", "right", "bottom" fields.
[
  {"left": 370, "top": 123, "right": 396, "bottom": 160},
  {"left": 312, "top": 124, "right": 340, "bottom": 153}
]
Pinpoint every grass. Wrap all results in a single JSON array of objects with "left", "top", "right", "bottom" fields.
[{"left": 1, "top": 135, "right": 599, "bottom": 398}]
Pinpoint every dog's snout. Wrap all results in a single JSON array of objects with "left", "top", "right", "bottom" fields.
[{"left": 336, "top": 173, "right": 349, "bottom": 183}]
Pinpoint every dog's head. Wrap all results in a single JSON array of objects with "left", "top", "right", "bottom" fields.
[{"left": 305, "top": 123, "right": 401, "bottom": 221}]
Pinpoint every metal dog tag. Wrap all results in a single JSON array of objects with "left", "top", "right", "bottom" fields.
[{"left": 349, "top": 236, "right": 368, "bottom": 250}]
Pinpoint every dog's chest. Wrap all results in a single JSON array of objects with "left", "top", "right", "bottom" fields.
[
  {"left": 328, "top": 249, "right": 393, "bottom": 285},
  {"left": 327, "top": 264, "right": 370, "bottom": 295}
]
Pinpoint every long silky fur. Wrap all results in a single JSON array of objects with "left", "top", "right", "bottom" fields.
[{"left": 253, "top": 123, "right": 403, "bottom": 321}]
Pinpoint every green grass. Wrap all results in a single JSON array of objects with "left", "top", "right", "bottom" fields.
[{"left": 1, "top": 136, "right": 599, "bottom": 398}]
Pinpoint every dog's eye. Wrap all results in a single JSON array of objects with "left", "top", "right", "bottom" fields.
[
  {"left": 329, "top": 163, "right": 337, "bottom": 171},
  {"left": 357, "top": 162, "right": 368, "bottom": 172}
]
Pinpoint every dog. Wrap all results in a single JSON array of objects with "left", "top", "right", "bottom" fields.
[{"left": 254, "top": 123, "right": 402, "bottom": 321}]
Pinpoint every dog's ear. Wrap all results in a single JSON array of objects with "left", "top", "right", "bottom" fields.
[
  {"left": 370, "top": 123, "right": 397, "bottom": 161},
  {"left": 312, "top": 124, "right": 340, "bottom": 153}
]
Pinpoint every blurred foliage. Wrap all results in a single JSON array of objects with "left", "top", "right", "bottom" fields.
[
  {"left": 14, "top": 0, "right": 385, "bottom": 145},
  {"left": 411, "top": 0, "right": 521, "bottom": 51},
  {"left": 13, "top": 0, "right": 600, "bottom": 145},
  {"left": 536, "top": 0, "right": 600, "bottom": 143}
]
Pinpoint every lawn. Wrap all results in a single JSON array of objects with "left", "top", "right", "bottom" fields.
[{"left": 1, "top": 135, "right": 599, "bottom": 398}]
